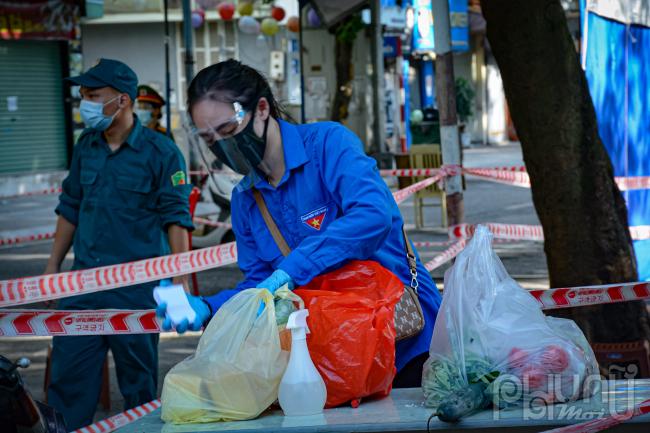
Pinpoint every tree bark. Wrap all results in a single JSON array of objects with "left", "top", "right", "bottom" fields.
[
  {"left": 480, "top": 0, "right": 650, "bottom": 343},
  {"left": 330, "top": 39, "right": 354, "bottom": 122}
]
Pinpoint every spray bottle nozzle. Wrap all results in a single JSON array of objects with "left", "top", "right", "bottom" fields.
[{"left": 286, "top": 309, "right": 310, "bottom": 335}]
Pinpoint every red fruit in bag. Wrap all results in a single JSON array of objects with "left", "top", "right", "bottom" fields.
[
  {"left": 507, "top": 347, "right": 529, "bottom": 370},
  {"left": 540, "top": 344, "right": 570, "bottom": 373},
  {"left": 521, "top": 366, "right": 547, "bottom": 390}
]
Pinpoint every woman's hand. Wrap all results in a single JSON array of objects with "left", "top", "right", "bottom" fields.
[
  {"left": 258, "top": 269, "right": 294, "bottom": 293},
  {"left": 156, "top": 293, "right": 211, "bottom": 334}
]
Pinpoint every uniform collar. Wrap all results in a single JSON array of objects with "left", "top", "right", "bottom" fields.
[
  {"left": 278, "top": 119, "right": 308, "bottom": 171},
  {"left": 253, "top": 119, "right": 308, "bottom": 189},
  {"left": 124, "top": 115, "right": 143, "bottom": 151},
  {"left": 97, "top": 115, "right": 143, "bottom": 152}
]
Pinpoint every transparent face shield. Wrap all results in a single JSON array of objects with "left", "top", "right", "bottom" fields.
[{"left": 186, "top": 102, "right": 269, "bottom": 192}]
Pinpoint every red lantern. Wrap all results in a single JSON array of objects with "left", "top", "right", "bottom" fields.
[
  {"left": 271, "top": 6, "right": 286, "bottom": 22},
  {"left": 217, "top": 2, "right": 235, "bottom": 20},
  {"left": 287, "top": 16, "right": 299, "bottom": 33}
]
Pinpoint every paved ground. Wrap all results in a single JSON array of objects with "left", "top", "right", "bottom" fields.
[{"left": 0, "top": 142, "right": 548, "bottom": 423}]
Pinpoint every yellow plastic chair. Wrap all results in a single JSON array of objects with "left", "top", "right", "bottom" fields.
[{"left": 396, "top": 144, "right": 447, "bottom": 228}]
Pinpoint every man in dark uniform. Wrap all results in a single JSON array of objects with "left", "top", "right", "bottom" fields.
[
  {"left": 136, "top": 84, "right": 174, "bottom": 140},
  {"left": 44, "top": 59, "right": 193, "bottom": 430}
]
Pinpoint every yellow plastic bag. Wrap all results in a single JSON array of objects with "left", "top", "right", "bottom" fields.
[{"left": 161, "top": 288, "right": 292, "bottom": 423}]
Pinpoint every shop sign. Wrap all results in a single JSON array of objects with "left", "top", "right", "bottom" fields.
[{"left": 0, "top": 0, "right": 79, "bottom": 40}]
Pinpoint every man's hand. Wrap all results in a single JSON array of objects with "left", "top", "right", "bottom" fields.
[
  {"left": 44, "top": 263, "right": 60, "bottom": 275},
  {"left": 172, "top": 275, "right": 190, "bottom": 293},
  {"left": 42, "top": 263, "right": 61, "bottom": 308}
]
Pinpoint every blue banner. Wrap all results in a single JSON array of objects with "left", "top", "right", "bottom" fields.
[
  {"left": 583, "top": 8, "right": 650, "bottom": 280},
  {"left": 411, "top": 0, "right": 469, "bottom": 53},
  {"left": 403, "top": 58, "right": 412, "bottom": 150},
  {"left": 419, "top": 60, "right": 435, "bottom": 108},
  {"left": 449, "top": 0, "right": 469, "bottom": 52},
  {"left": 383, "top": 36, "right": 399, "bottom": 58},
  {"left": 411, "top": 0, "right": 435, "bottom": 52}
]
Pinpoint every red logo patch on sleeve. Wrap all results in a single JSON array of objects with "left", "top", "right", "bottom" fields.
[{"left": 301, "top": 206, "right": 327, "bottom": 231}]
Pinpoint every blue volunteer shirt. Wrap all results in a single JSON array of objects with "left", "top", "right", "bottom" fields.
[
  {"left": 56, "top": 116, "right": 194, "bottom": 272},
  {"left": 205, "top": 120, "right": 442, "bottom": 371}
]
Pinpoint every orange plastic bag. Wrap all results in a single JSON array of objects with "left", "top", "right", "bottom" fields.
[{"left": 294, "top": 260, "right": 404, "bottom": 408}]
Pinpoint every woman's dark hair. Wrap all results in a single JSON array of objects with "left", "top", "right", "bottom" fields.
[{"left": 187, "top": 59, "right": 290, "bottom": 120}]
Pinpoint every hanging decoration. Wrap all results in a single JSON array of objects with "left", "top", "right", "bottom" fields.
[
  {"left": 261, "top": 17, "right": 279, "bottom": 36},
  {"left": 191, "top": 9, "right": 205, "bottom": 29},
  {"left": 237, "top": 1, "right": 254, "bottom": 16},
  {"left": 307, "top": 8, "right": 321, "bottom": 27},
  {"left": 271, "top": 6, "right": 286, "bottom": 22},
  {"left": 238, "top": 16, "right": 261, "bottom": 34},
  {"left": 217, "top": 2, "right": 235, "bottom": 20},
  {"left": 287, "top": 16, "right": 300, "bottom": 33}
]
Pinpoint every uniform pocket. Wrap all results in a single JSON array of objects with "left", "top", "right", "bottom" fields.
[
  {"left": 80, "top": 169, "right": 98, "bottom": 185},
  {"left": 79, "top": 169, "right": 98, "bottom": 197},
  {"left": 113, "top": 175, "right": 153, "bottom": 210},
  {"left": 115, "top": 175, "right": 152, "bottom": 194}
]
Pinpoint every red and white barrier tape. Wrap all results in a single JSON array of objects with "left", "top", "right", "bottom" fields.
[
  {"left": 72, "top": 399, "right": 161, "bottom": 433},
  {"left": 532, "top": 282, "right": 650, "bottom": 310},
  {"left": 0, "top": 186, "right": 62, "bottom": 200},
  {"left": 464, "top": 167, "right": 532, "bottom": 187},
  {"left": 450, "top": 223, "right": 545, "bottom": 242},
  {"left": 0, "top": 231, "right": 55, "bottom": 247},
  {"left": 0, "top": 242, "right": 238, "bottom": 308},
  {"left": 380, "top": 168, "right": 442, "bottom": 177},
  {"left": 450, "top": 222, "right": 648, "bottom": 242},
  {"left": 616, "top": 176, "right": 650, "bottom": 192},
  {"left": 463, "top": 166, "right": 650, "bottom": 192},
  {"left": 485, "top": 166, "right": 527, "bottom": 172},
  {"left": 2, "top": 283, "right": 650, "bottom": 336},
  {"left": 541, "top": 398, "right": 650, "bottom": 433},
  {"left": 393, "top": 174, "right": 444, "bottom": 204},
  {"left": 630, "top": 225, "right": 650, "bottom": 241},
  {"left": 0, "top": 309, "right": 160, "bottom": 336},
  {"left": 412, "top": 240, "right": 452, "bottom": 248},
  {"left": 424, "top": 240, "right": 467, "bottom": 272},
  {"left": 188, "top": 169, "right": 239, "bottom": 177},
  {"left": 193, "top": 216, "right": 233, "bottom": 229}
]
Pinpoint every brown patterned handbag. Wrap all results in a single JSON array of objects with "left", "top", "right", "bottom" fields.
[
  {"left": 252, "top": 188, "right": 425, "bottom": 341},
  {"left": 394, "top": 227, "right": 425, "bottom": 340}
]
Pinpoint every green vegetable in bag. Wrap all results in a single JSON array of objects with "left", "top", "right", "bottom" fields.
[
  {"left": 434, "top": 382, "right": 491, "bottom": 423},
  {"left": 422, "top": 357, "right": 493, "bottom": 408},
  {"left": 274, "top": 298, "right": 297, "bottom": 326}
]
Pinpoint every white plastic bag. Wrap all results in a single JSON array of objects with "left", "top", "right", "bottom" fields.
[
  {"left": 422, "top": 226, "right": 598, "bottom": 416},
  {"left": 161, "top": 288, "right": 297, "bottom": 423}
]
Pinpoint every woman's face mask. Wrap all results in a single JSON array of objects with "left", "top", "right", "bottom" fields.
[
  {"left": 193, "top": 101, "right": 270, "bottom": 176},
  {"left": 80, "top": 95, "right": 121, "bottom": 131}
]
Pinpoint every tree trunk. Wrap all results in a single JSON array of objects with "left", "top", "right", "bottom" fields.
[
  {"left": 330, "top": 39, "right": 354, "bottom": 122},
  {"left": 480, "top": 0, "right": 650, "bottom": 344}
]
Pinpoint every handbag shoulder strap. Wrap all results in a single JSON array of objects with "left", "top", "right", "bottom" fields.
[
  {"left": 252, "top": 187, "right": 417, "bottom": 286},
  {"left": 402, "top": 226, "right": 419, "bottom": 292},
  {"left": 252, "top": 188, "right": 292, "bottom": 257}
]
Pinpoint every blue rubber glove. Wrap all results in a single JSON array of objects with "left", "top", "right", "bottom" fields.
[
  {"left": 155, "top": 293, "right": 211, "bottom": 334},
  {"left": 256, "top": 270, "right": 294, "bottom": 317},
  {"left": 258, "top": 269, "right": 295, "bottom": 294}
]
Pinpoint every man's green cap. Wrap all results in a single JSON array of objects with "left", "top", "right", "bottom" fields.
[{"left": 66, "top": 58, "right": 138, "bottom": 100}]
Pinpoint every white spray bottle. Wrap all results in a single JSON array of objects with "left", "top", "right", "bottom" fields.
[{"left": 278, "top": 309, "right": 327, "bottom": 416}]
